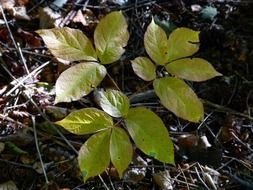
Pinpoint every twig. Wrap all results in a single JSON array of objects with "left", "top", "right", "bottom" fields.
[
  {"left": 231, "top": 132, "right": 253, "bottom": 152},
  {"left": 129, "top": 89, "right": 156, "bottom": 103},
  {"left": 201, "top": 99, "right": 253, "bottom": 121},
  {"left": 178, "top": 164, "right": 190, "bottom": 190},
  {"left": 194, "top": 166, "right": 211, "bottom": 190},
  {"left": 17, "top": 42, "right": 30, "bottom": 75},
  {"left": 107, "top": 73, "right": 121, "bottom": 91},
  {"left": 197, "top": 112, "right": 214, "bottom": 130},
  {"left": 0, "top": 158, "right": 33, "bottom": 169},
  {"left": 98, "top": 175, "right": 110, "bottom": 190},
  {"left": 0, "top": 6, "right": 31, "bottom": 74},
  {"left": 24, "top": 91, "right": 79, "bottom": 155},
  {"left": 0, "top": 113, "right": 28, "bottom": 128},
  {"left": 0, "top": 6, "right": 18, "bottom": 50},
  {"left": 31, "top": 116, "right": 49, "bottom": 184},
  {"left": 59, "top": 0, "right": 89, "bottom": 27},
  {"left": 4, "top": 61, "right": 50, "bottom": 97},
  {"left": 1, "top": 57, "right": 78, "bottom": 155},
  {"left": 105, "top": 171, "right": 116, "bottom": 190}
]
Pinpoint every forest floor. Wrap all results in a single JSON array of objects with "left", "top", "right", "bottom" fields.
[{"left": 0, "top": 0, "right": 253, "bottom": 189}]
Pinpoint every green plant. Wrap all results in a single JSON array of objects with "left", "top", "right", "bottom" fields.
[
  {"left": 131, "top": 19, "right": 222, "bottom": 122},
  {"left": 36, "top": 11, "right": 129, "bottom": 103},
  {"left": 56, "top": 89, "right": 174, "bottom": 182},
  {"left": 36, "top": 11, "right": 174, "bottom": 183}
]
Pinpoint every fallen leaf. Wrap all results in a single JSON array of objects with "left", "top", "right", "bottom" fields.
[
  {"left": 153, "top": 170, "right": 173, "bottom": 190},
  {"left": 39, "top": 7, "right": 63, "bottom": 28},
  {"left": 0, "top": 181, "right": 18, "bottom": 190}
]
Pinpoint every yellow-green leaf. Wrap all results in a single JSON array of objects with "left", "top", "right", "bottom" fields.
[
  {"left": 167, "top": 27, "right": 200, "bottom": 61},
  {"left": 144, "top": 19, "right": 170, "bottom": 65},
  {"left": 166, "top": 58, "right": 222, "bottom": 82},
  {"left": 55, "top": 62, "right": 106, "bottom": 103},
  {"left": 110, "top": 127, "right": 132, "bottom": 178},
  {"left": 55, "top": 108, "right": 113, "bottom": 135},
  {"left": 94, "top": 89, "right": 130, "bottom": 118},
  {"left": 153, "top": 77, "right": 204, "bottom": 122},
  {"left": 94, "top": 11, "right": 129, "bottom": 64},
  {"left": 131, "top": 57, "right": 156, "bottom": 81},
  {"left": 78, "top": 130, "right": 111, "bottom": 182},
  {"left": 125, "top": 107, "right": 174, "bottom": 164},
  {"left": 36, "top": 27, "right": 97, "bottom": 62}
]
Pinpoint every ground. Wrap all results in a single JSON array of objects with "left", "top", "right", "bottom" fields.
[{"left": 0, "top": 0, "right": 253, "bottom": 189}]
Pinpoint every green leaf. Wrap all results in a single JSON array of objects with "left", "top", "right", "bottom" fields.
[
  {"left": 110, "top": 127, "right": 132, "bottom": 178},
  {"left": 94, "top": 11, "right": 129, "bottom": 64},
  {"left": 78, "top": 130, "right": 111, "bottom": 182},
  {"left": 153, "top": 77, "right": 204, "bottom": 122},
  {"left": 125, "top": 107, "right": 174, "bottom": 164},
  {"left": 144, "top": 19, "right": 169, "bottom": 65},
  {"left": 94, "top": 89, "right": 130, "bottom": 118},
  {"left": 167, "top": 27, "right": 200, "bottom": 62},
  {"left": 55, "top": 108, "right": 113, "bottom": 135},
  {"left": 36, "top": 27, "right": 97, "bottom": 62},
  {"left": 131, "top": 57, "right": 156, "bottom": 81},
  {"left": 55, "top": 62, "right": 106, "bottom": 103},
  {"left": 166, "top": 58, "right": 222, "bottom": 82},
  {"left": 5, "top": 141, "right": 28, "bottom": 155}
]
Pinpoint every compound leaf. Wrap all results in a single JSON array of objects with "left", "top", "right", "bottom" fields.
[
  {"left": 110, "top": 127, "right": 132, "bottom": 178},
  {"left": 166, "top": 58, "right": 222, "bottom": 82},
  {"left": 78, "top": 130, "right": 111, "bottom": 182},
  {"left": 36, "top": 27, "right": 97, "bottom": 62},
  {"left": 94, "top": 89, "right": 130, "bottom": 118},
  {"left": 125, "top": 107, "right": 174, "bottom": 164},
  {"left": 55, "top": 108, "right": 113, "bottom": 135},
  {"left": 55, "top": 62, "right": 106, "bottom": 103},
  {"left": 94, "top": 11, "right": 129, "bottom": 64},
  {"left": 144, "top": 19, "right": 169, "bottom": 65},
  {"left": 167, "top": 27, "right": 199, "bottom": 62},
  {"left": 131, "top": 57, "right": 156, "bottom": 81},
  {"left": 153, "top": 77, "right": 204, "bottom": 122}
]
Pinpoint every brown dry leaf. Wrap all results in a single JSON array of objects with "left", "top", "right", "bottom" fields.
[
  {"left": 20, "top": 154, "right": 36, "bottom": 164},
  {"left": 1, "top": 0, "right": 15, "bottom": 10},
  {"left": 17, "top": 0, "right": 29, "bottom": 6},
  {"left": 153, "top": 170, "right": 173, "bottom": 190},
  {"left": 2, "top": 2, "right": 30, "bottom": 20},
  {"left": 72, "top": 9, "right": 98, "bottom": 26},
  {"left": 39, "top": 7, "right": 63, "bottom": 28},
  {"left": 218, "top": 123, "right": 235, "bottom": 143},
  {"left": 123, "top": 155, "right": 147, "bottom": 184},
  {"left": 17, "top": 29, "right": 41, "bottom": 47},
  {"left": 0, "top": 28, "right": 11, "bottom": 45},
  {"left": 72, "top": 10, "right": 87, "bottom": 26},
  {"left": 177, "top": 134, "right": 199, "bottom": 150}
]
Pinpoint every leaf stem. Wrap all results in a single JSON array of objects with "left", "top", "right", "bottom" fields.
[
  {"left": 106, "top": 73, "right": 121, "bottom": 91},
  {"left": 31, "top": 116, "right": 49, "bottom": 184}
]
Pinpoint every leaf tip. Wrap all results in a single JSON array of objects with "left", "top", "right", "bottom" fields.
[
  {"left": 54, "top": 96, "right": 62, "bottom": 104},
  {"left": 81, "top": 170, "right": 89, "bottom": 182},
  {"left": 35, "top": 29, "right": 42, "bottom": 35},
  {"left": 216, "top": 72, "right": 223, "bottom": 77}
]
